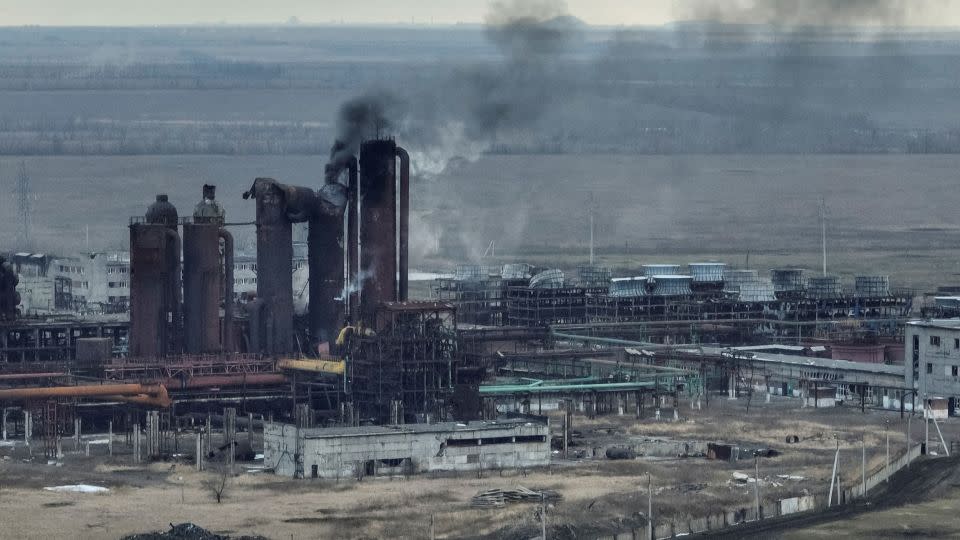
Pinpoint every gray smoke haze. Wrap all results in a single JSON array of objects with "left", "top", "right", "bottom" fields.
[
  {"left": 324, "top": 0, "right": 579, "bottom": 183},
  {"left": 678, "top": 0, "right": 916, "bottom": 27}
]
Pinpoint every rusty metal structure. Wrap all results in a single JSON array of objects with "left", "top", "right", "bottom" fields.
[
  {"left": 0, "top": 256, "right": 19, "bottom": 321},
  {"left": 352, "top": 139, "right": 410, "bottom": 324},
  {"left": 182, "top": 185, "right": 234, "bottom": 354},
  {"left": 346, "top": 302, "right": 458, "bottom": 423},
  {"left": 129, "top": 195, "right": 181, "bottom": 358},
  {"left": 310, "top": 158, "right": 356, "bottom": 345}
]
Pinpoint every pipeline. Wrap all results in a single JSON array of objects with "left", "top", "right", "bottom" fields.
[
  {"left": 277, "top": 358, "right": 345, "bottom": 375},
  {"left": 219, "top": 228, "right": 235, "bottom": 352},
  {"left": 0, "top": 383, "right": 168, "bottom": 401},
  {"left": 396, "top": 146, "right": 410, "bottom": 302},
  {"left": 164, "top": 373, "right": 287, "bottom": 390}
]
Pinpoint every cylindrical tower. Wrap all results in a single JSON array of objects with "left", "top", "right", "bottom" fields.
[
  {"left": 246, "top": 179, "right": 295, "bottom": 355},
  {"left": 183, "top": 185, "right": 228, "bottom": 354},
  {"left": 182, "top": 228, "right": 221, "bottom": 354},
  {"left": 129, "top": 194, "right": 181, "bottom": 358},
  {"left": 357, "top": 139, "right": 399, "bottom": 323}
]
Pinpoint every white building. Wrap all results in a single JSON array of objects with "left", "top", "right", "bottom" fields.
[
  {"left": 905, "top": 319, "right": 960, "bottom": 416},
  {"left": 264, "top": 419, "right": 550, "bottom": 479}
]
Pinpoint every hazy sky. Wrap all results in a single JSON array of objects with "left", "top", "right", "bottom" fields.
[{"left": 2, "top": 1, "right": 958, "bottom": 27}]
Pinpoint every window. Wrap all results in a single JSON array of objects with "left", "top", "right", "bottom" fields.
[
  {"left": 953, "top": 366, "right": 958, "bottom": 377},
  {"left": 927, "top": 363, "right": 933, "bottom": 374},
  {"left": 954, "top": 339, "right": 959, "bottom": 349},
  {"left": 931, "top": 336, "right": 941, "bottom": 347}
]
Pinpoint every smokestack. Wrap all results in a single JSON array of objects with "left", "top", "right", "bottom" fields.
[{"left": 357, "top": 139, "right": 399, "bottom": 323}]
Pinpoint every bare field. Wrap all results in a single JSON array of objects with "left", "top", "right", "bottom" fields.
[
  {"left": 0, "top": 397, "right": 944, "bottom": 539},
  {"left": 3, "top": 153, "right": 959, "bottom": 292}
]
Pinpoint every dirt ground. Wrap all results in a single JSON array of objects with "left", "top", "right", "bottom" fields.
[{"left": 0, "top": 395, "right": 951, "bottom": 539}]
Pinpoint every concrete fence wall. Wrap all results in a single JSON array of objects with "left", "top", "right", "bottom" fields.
[{"left": 594, "top": 445, "right": 923, "bottom": 540}]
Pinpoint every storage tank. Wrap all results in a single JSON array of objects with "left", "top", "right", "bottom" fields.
[
  {"left": 807, "top": 276, "right": 843, "bottom": 300},
  {"left": 643, "top": 264, "right": 681, "bottom": 278},
  {"left": 129, "top": 194, "right": 181, "bottom": 358},
  {"left": 649, "top": 275, "right": 693, "bottom": 296},
  {"left": 855, "top": 275, "right": 890, "bottom": 298},
  {"left": 771, "top": 268, "right": 805, "bottom": 294},
  {"left": 455, "top": 264, "right": 496, "bottom": 281},
  {"left": 688, "top": 262, "right": 725, "bottom": 283},
  {"left": 576, "top": 265, "right": 612, "bottom": 288},
  {"left": 723, "top": 269, "right": 759, "bottom": 294},
  {"left": 501, "top": 263, "right": 532, "bottom": 280},
  {"left": 609, "top": 277, "right": 647, "bottom": 297},
  {"left": 529, "top": 269, "right": 565, "bottom": 289},
  {"left": 723, "top": 269, "right": 775, "bottom": 301}
]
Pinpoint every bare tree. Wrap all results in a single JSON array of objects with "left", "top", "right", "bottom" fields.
[{"left": 202, "top": 462, "right": 230, "bottom": 504}]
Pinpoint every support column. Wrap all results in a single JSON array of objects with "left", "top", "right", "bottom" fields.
[
  {"left": 108, "top": 421, "right": 113, "bottom": 456},
  {"left": 205, "top": 415, "right": 212, "bottom": 455},
  {"left": 1, "top": 408, "right": 7, "bottom": 440},
  {"left": 24, "top": 409, "right": 31, "bottom": 448},
  {"left": 74, "top": 417, "right": 81, "bottom": 450},
  {"left": 196, "top": 432, "right": 203, "bottom": 471}
]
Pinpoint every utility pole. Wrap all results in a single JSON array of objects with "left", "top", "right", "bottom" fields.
[
  {"left": 885, "top": 420, "right": 890, "bottom": 482},
  {"left": 540, "top": 492, "right": 547, "bottom": 540},
  {"left": 818, "top": 197, "right": 827, "bottom": 276},
  {"left": 588, "top": 192, "right": 595, "bottom": 265},
  {"left": 861, "top": 434, "right": 866, "bottom": 497},
  {"left": 647, "top": 473, "right": 653, "bottom": 540},
  {"left": 828, "top": 439, "right": 840, "bottom": 506},
  {"left": 754, "top": 454, "right": 761, "bottom": 519}
]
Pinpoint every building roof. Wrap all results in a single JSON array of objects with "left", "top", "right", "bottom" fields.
[
  {"left": 699, "top": 346, "right": 904, "bottom": 376},
  {"left": 906, "top": 319, "right": 960, "bottom": 331},
  {"left": 280, "top": 418, "right": 545, "bottom": 439}
]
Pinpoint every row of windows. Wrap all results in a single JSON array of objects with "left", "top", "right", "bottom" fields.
[
  {"left": 106, "top": 267, "right": 129, "bottom": 275},
  {"left": 108, "top": 281, "right": 128, "bottom": 289},
  {"left": 58, "top": 265, "right": 84, "bottom": 275},
  {"left": 235, "top": 263, "right": 258, "bottom": 272},
  {"left": 235, "top": 278, "right": 257, "bottom": 285},
  {"left": 72, "top": 281, "right": 89, "bottom": 289},
  {"left": 928, "top": 335, "right": 960, "bottom": 349},
  {"left": 926, "top": 363, "right": 960, "bottom": 377}
]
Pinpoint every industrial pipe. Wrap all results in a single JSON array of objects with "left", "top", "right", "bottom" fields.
[
  {"left": 277, "top": 358, "right": 346, "bottom": 375},
  {"left": 395, "top": 146, "right": 410, "bottom": 302},
  {"left": 219, "top": 228, "right": 235, "bottom": 353},
  {"left": 95, "top": 393, "right": 172, "bottom": 408},
  {"left": 346, "top": 157, "right": 359, "bottom": 321},
  {"left": 0, "top": 383, "right": 168, "bottom": 401},
  {"left": 0, "top": 372, "right": 68, "bottom": 381},
  {"left": 165, "top": 373, "right": 288, "bottom": 389},
  {"left": 166, "top": 228, "right": 183, "bottom": 355}
]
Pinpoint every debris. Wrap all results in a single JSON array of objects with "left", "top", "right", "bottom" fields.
[
  {"left": 43, "top": 484, "right": 109, "bottom": 493},
  {"left": 605, "top": 447, "right": 637, "bottom": 460},
  {"left": 122, "top": 522, "right": 268, "bottom": 540},
  {"left": 777, "top": 474, "right": 805, "bottom": 481},
  {"left": 471, "top": 486, "right": 562, "bottom": 508}
]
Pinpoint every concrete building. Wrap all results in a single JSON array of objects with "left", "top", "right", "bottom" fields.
[
  {"left": 263, "top": 418, "right": 550, "bottom": 478},
  {"left": 905, "top": 319, "right": 960, "bottom": 415}
]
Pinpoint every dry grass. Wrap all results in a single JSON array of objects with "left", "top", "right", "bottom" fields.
[{"left": 0, "top": 396, "right": 946, "bottom": 539}]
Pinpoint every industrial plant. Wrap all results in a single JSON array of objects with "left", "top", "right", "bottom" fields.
[{"left": 1, "top": 133, "right": 959, "bottom": 539}]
